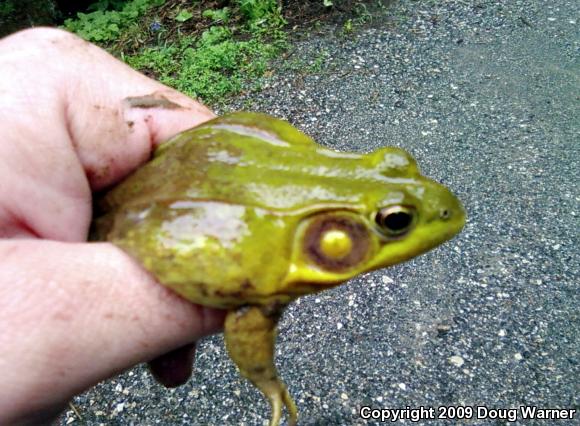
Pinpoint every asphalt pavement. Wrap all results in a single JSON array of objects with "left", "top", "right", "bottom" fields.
[{"left": 61, "top": 0, "right": 579, "bottom": 424}]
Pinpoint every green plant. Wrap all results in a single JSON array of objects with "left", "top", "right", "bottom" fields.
[
  {"left": 64, "top": 0, "right": 164, "bottom": 43},
  {"left": 202, "top": 7, "right": 230, "bottom": 23},
  {"left": 0, "top": 1, "right": 15, "bottom": 18},
  {"left": 236, "top": 0, "right": 286, "bottom": 32},
  {"left": 353, "top": 3, "right": 372, "bottom": 25},
  {"left": 127, "top": 27, "right": 278, "bottom": 103},
  {"left": 124, "top": 44, "right": 180, "bottom": 77},
  {"left": 236, "top": 0, "right": 275, "bottom": 21},
  {"left": 65, "top": 0, "right": 287, "bottom": 104},
  {"left": 174, "top": 9, "right": 193, "bottom": 22},
  {"left": 87, "top": 0, "right": 129, "bottom": 11},
  {"left": 310, "top": 49, "right": 329, "bottom": 72},
  {"left": 200, "top": 25, "right": 231, "bottom": 45},
  {"left": 343, "top": 18, "right": 353, "bottom": 33}
]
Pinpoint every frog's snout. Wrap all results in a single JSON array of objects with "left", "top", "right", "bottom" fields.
[
  {"left": 415, "top": 183, "right": 466, "bottom": 248},
  {"left": 429, "top": 185, "right": 466, "bottom": 232}
]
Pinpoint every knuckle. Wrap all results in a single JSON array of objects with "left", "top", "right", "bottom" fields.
[{"left": 7, "top": 27, "right": 76, "bottom": 45}]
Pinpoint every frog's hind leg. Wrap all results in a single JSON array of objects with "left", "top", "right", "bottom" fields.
[{"left": 224, "top": 306, "right": 297, "bottom": 426}]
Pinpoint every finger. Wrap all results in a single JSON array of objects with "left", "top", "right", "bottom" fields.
[
  {"left": 148, "top": 343, "right": 197, "bottom": 388},
  {"left": 0, "top": 28, "right": 215, "bottom": 241},
  {"left": 0, "top": 239, "right": 226, "bottom": 423},
  {"left": 0, "top": 27, "right": 215, "bottom": 189}
]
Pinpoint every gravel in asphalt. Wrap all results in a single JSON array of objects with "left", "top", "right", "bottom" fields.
[{"left": 61, "top": 1, "right": 579, "bottom": 424}]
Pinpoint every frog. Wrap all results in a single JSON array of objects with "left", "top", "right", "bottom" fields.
[{"left": 92, "top": 112, "right": 466, "bottom": 426}]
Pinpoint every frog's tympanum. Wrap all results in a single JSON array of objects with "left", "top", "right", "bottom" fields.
[{"left": 93, "top": 112, "right": 465, "bottom": 425}]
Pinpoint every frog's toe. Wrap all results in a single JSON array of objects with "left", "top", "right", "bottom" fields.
[
  {"left": 268, "top": 389, "right": 283, "bottom": 426},
  {"left": 257, "top": 381, "right": 297, "bottom": 426},
  {"left": 283, "top": 386, "right": 298, "bottom": 426}
]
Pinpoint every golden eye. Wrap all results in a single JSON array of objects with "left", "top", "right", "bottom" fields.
[{"left": 375, "top": 206, "right": 416, "bottom": 237}]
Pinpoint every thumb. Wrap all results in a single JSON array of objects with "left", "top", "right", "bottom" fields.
[
  {"left": 0, "top": 27, "right": 215, "bottom": 240},
  {"left": 0, "top": 239, "right": 226, "bottom": 423}
]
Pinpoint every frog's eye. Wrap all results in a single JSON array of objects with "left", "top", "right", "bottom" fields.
[
  {"left": 375, "top": 206, "right": 416, "bottom": 237},
  {"left": 303, "top": 215, "right": 371, "bottom": 272}
]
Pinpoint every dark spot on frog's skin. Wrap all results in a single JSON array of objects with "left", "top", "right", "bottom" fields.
[
  {"left": 215, "top": 289, "right": 243, "bottom": 298},
  {"left": 241, "top": 280, "right": 255, "bottom": 290},
  {"left": 304, "top": 215, "right": 371, "bottom": 272},
  {"left": 260, "top": 303, "right": 285, "bottom": 321},
  {"left": 251, "top": 366, "right": 266, "bottom": 374},
  {"left": 125, "top": 93, "right": 184, "bottom": 110}
]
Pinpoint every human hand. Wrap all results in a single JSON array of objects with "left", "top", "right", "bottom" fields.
[{"left": 0, "top": 28, "right": 225, "bottom": 424}]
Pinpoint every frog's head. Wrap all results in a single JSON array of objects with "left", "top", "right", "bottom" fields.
[{"left": 283, "top": 147, "right": 466, "bottom": 293}]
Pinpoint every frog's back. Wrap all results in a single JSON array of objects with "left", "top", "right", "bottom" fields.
[
  {"left": 93, "top": 113, "right": 443, "bottom": 309},
  {"left": 100, "top": 112, "right": 420, "bottom": 215}
]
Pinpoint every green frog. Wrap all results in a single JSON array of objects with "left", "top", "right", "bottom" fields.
[{"left": 92, "top": 112, "right": 465, "bottom": 425}]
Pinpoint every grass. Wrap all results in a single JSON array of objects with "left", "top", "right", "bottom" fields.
[
  {"left": 125, "top": 27, "right": 280, "bottom": 103},
  {"left": 0, "top": 1, "right": 16, "bottom": 18},
  {"left": 63, "top": 0, "right": 287, "bottom": 105},
  {"left": 64, "top": 0, "right": 163, "bottom": 43},
  {"left": 62, "top": 1, "right": 391, "bottom": 105}
]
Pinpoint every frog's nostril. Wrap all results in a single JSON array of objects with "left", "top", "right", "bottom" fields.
[{"left": 440, "top": 209, "right": 451, "bottom": 220}]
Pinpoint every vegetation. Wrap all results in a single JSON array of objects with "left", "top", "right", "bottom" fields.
[
  {"left": 63, "top": 0, "right": 287, "bottom": 104},
  {"left": 64, "top": 0, "right": 164, "bottom": 43},
  {"left": 1, "top": 1, "right": 387, "bottom": 104},
  {"left": 0, "top": 1, "right": 15, "bottom": 17},
  {"left": 0, "top": 0, "right": 58, "bottom": 36}
]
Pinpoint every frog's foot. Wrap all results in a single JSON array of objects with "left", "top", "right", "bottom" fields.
[
  {"left": 224, "top": 306, "right": 297, "bottom": 426},
  {"left": 255, "top": 380, "right": 297, "bottom": 426}
]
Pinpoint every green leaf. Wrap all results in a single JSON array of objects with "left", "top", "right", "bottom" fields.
[
  {"left": 202, "top": 7, "right": 230, "bottom": 23},
  {"left": 175, "top": 9, "right": 193, "bottom": 22},
  {"left": 323, "top": 0, "right": 333, "bottom": 7}
]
